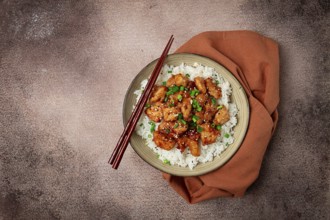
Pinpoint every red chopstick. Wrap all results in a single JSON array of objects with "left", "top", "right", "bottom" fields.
[{"left": 109, "top": 35, "right": 174, "bottom": 169}]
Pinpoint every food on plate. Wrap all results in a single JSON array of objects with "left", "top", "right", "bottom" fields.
[{"left": 135, "top": 63, "right": 238, "bottom": 169}]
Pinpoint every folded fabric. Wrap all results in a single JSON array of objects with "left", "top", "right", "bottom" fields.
[{"left": 162, "top": 31, "right": 280, "bottom": 204}]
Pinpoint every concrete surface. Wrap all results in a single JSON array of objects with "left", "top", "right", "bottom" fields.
[{"left": 0, "top": 0, "right": 329, "bottom": 219}]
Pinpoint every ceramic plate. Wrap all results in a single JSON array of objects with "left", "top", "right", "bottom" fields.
[{"left": 123, "top": 53, "right": 249, "bottom": 176}]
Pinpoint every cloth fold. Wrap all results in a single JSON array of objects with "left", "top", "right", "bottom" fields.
[{"left": 162, "top": 31, "right": 280, "bottom": 204}]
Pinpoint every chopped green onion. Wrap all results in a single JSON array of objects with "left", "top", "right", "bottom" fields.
[
  {"left": 168, "top": 70, "right": 172, "bottom": 74},
  {"left": 145, "top": 103, "right": 151, "bottom": 108},
  {"left": 211, "top": 97, "right": 216, "bottom": 105},
  {"left": 162, "top": 81, "right": 166, "bottom": 86},
  {"left": 165, "top": 128, "right": 170, "bottom": 134},
  {"left": 216, "top": 125, "right": 222, "bottom": 131},
  {"left": 180, "top": 86, "right": 185, "bottom": 91},
  {"left": 226, "top": 143, "right": 229, "bottom": 146},
  {"left": 224, "top": 133, "right": 230, "bottom": 138},
  {"left": 197, "top": 126, "right": 203, "bottom": 133},
  {"left": 211, "top": 123, "right": 215, "bottom": 128},
  {"left": 139, "top": 123, "right": 143, "bottom": 127},
  {"left": 149, "top": 121, "right": 156, "bottom": 132},
  {"left": 178, "top": 113, "right": 183, "bottom": 120},
  {"left": 166, "top": 91, "right": 173, "bottom": 96},
  {"left": 192, "top": 99, "right": 203, "bottom": 112},
  {"left": 164, "top": 96, "right": 168, "bottom": 102},
  {"left": 179, "top": 119, "right": 187, "bottom": 125},
  {"left": 163, "top": 159, "right": 171, "bottom": 165},
  {"left": 215, "top": 80, "right": 219, "bottom": 85},
  {"left": 189, "top": 89, "right": 199, "bottom": 97},
  {"left": 166, "top": 85, "right": 180, "bottom": 96},
  {"left": 173, "top": 123, "right": 179, "bottom": 129},
  {"left": 148, "top": 134, "right": 152, "bottom": 138},
  {"left": 192, "top": 115, "right": 199, "bottom": 123},
  {"left": 177, "top": 94, "right": 182, "bottom": 102},
  {"left": 217, "top": 105, "right": 223, "bottom": 110},
  {"left": 185, "top": 74, "right": 190, "bottom": 78},
  {"left": 157, "top": 153, "right": 160, "bottom": 158}
]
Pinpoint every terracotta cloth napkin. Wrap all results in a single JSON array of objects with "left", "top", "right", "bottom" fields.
[{"left": 162, "top": 31, "right": 280, "bottom": 204}]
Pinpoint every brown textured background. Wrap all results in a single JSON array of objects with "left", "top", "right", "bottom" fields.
[{"left": 0, "top": 0, "right": 329, "bottom": 219}]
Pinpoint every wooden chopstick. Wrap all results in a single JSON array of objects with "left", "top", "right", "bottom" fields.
[
  {"left": 109, "top": 35, "right": 173, "bottom": 166},
  {"left": 109, "top": 35, "right": 174, "bottom": 169}
]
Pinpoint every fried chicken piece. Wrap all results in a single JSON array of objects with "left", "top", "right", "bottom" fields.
[
  {"left": 145, "top": 102, "right": 163, "bottom": 122},
  {"left": 194, "top": 111, "right": 205, "bottom": 125},
  {"left": 195, "top": 93, "right": 208, "bottom": 106},
  {"left": 166, "top": 74, "right": 189, "bottom": 87},
  {"left": 177, "top": 137, "right": 200, "bottom": 156},
  {"left": 149, "top": 86, "right": 167, "bottom": 103},
  {"left": 185, "top": 129, "right": 201, "bottom": 141},
  {"left": 213, "top": 106, "right": 230, "bottom": 125},
  {"left": 153, "top": 131, "right": 176, "bottom": 150},
  {"left": 205, "top": 78, "right": 222, "bottom": 99},
  {"left": 181, "top": 97, "right": 192, "bottom": 120},
  {"left": 158, "top": 121, "right": 188, "bottom": 136},
  {"left": 167, "top": 91, "right": 184, "bottom": 107},
  {"left": 204, "top": 98, "right": 218, "bottom": 122},
  {"left": 194, "top": 77, "right": 207, "bottom": 93},
  {"left": 172, "top": 121, "right": 188, "bottom": 135},
  {"left": 199, "top": 123, "right": 220, "bottom": 145},
  {"left": 163, "top": 106, "right": 180, "bottom": 122}
]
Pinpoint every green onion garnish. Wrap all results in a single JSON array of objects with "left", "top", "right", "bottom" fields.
[
  {"left": 211, "top": 123, "right": 215, "bottom": 128},
  {"left": 178, "top": 113, "right": 183, "bottom": 120},
  {"left": 149, "top": 121, "right": 156, "bottom": 132},
  {"left": 211, "top": 97, "right": 216, "bottom": 105},
  {"left": 162, "top": 81, "right": 166, "bottom": 86},
  {"left": 224, "top": 133, "right": 230, "bottom": 138},
  {"left": 168, "top": 70, "right": 172, "bottom": 74},
  {"left": 145, "top": 103, "right": 151, "bottom": 108},
  {"left": 192, "top": 115, "right": 199, "bottom": 123},
  {"left": 215, "top": 80, "right": 219, "bottom": 85},
  {"left": 179, "top": 119, "right": 187, "bottom": 125},
  {"left": 148, "top": 134, "right": 152, "bottom": 138},
  {"left": 216, "top": 125, "right": 222, "bottom": 131},
  {"left": 189, "top": 89, "right": 199, "bottom": 97},
  {"left": 186, "top": 74, "right": 190, "bottom": 78},
  {"left": 173, "top": 123, "right": 179, "bottom": 129},
  {"left": 177, "top": 94, "right": 182, "bottom": 102},
  {"left": 217, "top": 105, "right": 223, "bottom": 110},
  {"left": 197, "top": 126, "right": 203, "bottom": 133},
  {"left": 180, "top": 86, "right": 185, "bottom": 91},
  {"left": 163, "top": 159, "right": 171, "bottom": 165}
]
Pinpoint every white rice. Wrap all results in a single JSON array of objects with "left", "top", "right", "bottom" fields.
[{"left": 134, "top": 63, "right": 238, "bottom": 169}]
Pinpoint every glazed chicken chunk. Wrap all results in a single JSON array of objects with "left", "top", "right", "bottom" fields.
[
  {"left": 204, "top": 98, "right": 218, "bottom": 122},
  {"left": 180, "top": 97, "right": 192, "bottom": 120},
  {"left": 213, "top": 106, "right": 230, "bottom": 125},
  {"left": 194, "top": 77, "right": 207, "bottom": 93},
  {"left": 153, "top": 131, "right": 176, "bottom": 150},
  {"left": 145, "top": 102, "right": 163, "bottom": 122},
  {"left": 166, "top": 74, "right": 189, "bottom": 87},
  {"left": 199, "top": 123, "right": 220, "bottom": 145},
  {"left": 158, "top": 121, "right": 188, "bottom": 136},
  {"left": 205, "top": 78, "right": 222, "bottom": 99},
  {"left": 163, "top": 106, "right": 180, "bottom": 122},
  {"left": 177, "top": 137, "right": 200, "bottom": 156},
  {"left": 149, "top": 86, "right": 167, "bottom": 103}
]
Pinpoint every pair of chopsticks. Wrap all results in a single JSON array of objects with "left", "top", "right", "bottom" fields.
[{"left": 109, "top": 35, "right": 174, "bottom": 169}]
